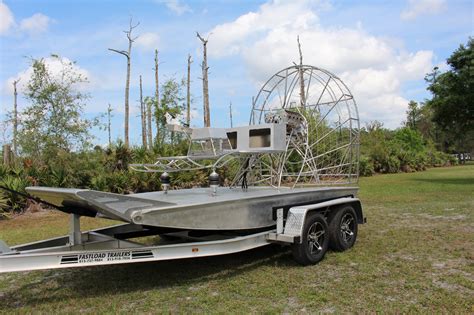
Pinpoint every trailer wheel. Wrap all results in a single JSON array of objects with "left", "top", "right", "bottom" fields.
[
  {"left": 328, "top": 205, "right": 358, "bottom": 251},
  {"left": 292, "top": 213, "right": 329, "bottom": 265}
]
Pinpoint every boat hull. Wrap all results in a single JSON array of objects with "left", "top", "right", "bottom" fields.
[{"left": 26, "top": 186, "right": 358, "bottom": 231}]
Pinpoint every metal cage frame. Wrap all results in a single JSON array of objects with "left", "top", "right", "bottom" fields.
[{"left": 130, "top": 65, "right": 360, "bottom": 188}]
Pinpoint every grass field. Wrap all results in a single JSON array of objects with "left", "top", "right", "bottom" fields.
[{"left": 0, "top": 165, "right": 473, "bottom": 313}]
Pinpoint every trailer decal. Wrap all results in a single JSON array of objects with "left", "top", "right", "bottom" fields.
[
  {"left": 60, "top": 255, "right": 79, "bottom": 264},
  {"left": 59, "top": 250, "right": 154, "bottom": 266},
  {"left": 131, "top": 250, "right": 154, "bottom": 259}
]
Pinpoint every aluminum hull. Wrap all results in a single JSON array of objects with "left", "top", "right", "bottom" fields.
[{"left": 26, "top": 186, "right": 358, "bottom": 230}]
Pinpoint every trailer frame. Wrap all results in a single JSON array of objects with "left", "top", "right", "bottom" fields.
[{"left": 0, "top": 197, "right": 363, "bottom": 273}]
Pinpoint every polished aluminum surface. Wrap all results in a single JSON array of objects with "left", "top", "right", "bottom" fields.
[
  {"left": 26, "top": 186, "right": 358, "bottom": 230},
  {"left": 0, "top": 224, "right": 273, "bottom": 273}
]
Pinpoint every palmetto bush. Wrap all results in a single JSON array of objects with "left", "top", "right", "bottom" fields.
[
  {"left": 90, "top": 174, "right": 108, "bottom": 191},
  {"left": 0, "top": 174, "right": 31, "bottom": 213},
  {"left": 0, "top": 190, "right": 10, "bottom": 219}
]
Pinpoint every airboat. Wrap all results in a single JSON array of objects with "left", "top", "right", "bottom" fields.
[{"left": 0, "top": 65, "right": 365, "bottom": 272}]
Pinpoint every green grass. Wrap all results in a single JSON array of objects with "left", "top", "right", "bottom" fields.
[{"left": 0, "top": 165, "right": 473, "bottom": 313}]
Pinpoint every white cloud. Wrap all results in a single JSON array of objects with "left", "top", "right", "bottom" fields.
[
  {"left": 401, "top": 0, "right": 446, "bottom": 20},
  {"left": 19, "top": 13, "right": 52, "bottom": 34},
  {"left": 135, "top": 32, "right": 160, "bottom": 51},
  {"left": 0, "top": 2, "right": 52, "bottom": 36},
  {"left": 157, "top": 0, "right": 192, "bottom": 15},
  {"left": 4, "top": 56, "right": 91, "bottom": 98},
  {"left": 0, "top": 2, "right": 15, "bottom": 35},
  {"left": 207, "top": 0, "right": 435, "bottom": 128},
  {"left": 208, "top": 0, "right": 320, "bottom": 57}
]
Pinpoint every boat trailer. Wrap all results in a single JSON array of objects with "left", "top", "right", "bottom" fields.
[{"left": 0, "top": 196, "right": 363, "bottom": 273}]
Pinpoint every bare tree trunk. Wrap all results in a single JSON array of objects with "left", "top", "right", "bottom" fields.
[
  {"left": 107, "top": 103, "right": 112, "bottom": 147},
  {"left": 124, "top": 42, "right": 131, "bottom": 146},
  {"left": 297, "top": 35, "right": 305, "bottom": 108},
  {"left": 108, "top": 17, "right": 140, "bottom": 147},
  {"left": 197, "top": 32, "right": 210, "bottom": 127},
  {"left": 229, "top": 101, "right": 233, "bottom": 128},
  {"left": 3, "top": 144, "right": 11, "bottom": 166},
  {"left": 139, "top": 75, "right": 147, "bottom": 148},
  {"left": 147, "top": 86, "right": 153, "bottom": 150},
  {"left": 12, "top": 79, "right": 19, "bottom": 155},
  {"left": 154, "top": 49, "right": 160, "bottom": 145},
  {"left": 186, "top": 54, "right": 192, "bottom": 126}
]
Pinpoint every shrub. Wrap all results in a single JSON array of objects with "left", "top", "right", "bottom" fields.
[
  {"left": 414, "top": 152, "right": 428, "bottom": 171},
  {"left": 447, "top": 153, "right": 459, "bottom": 166},
  {"left": 0, "top": 174, "right": 31, "bottom": 213},
  {"left": 0, "top": 190, "right": 10, "bottom": 219},
  {"left": 359, "top": 156, "right": 374, "bottom": 176},
  {"left": 90, "top": 174, "right": 108, "bottom": 191},
  {"left": 385, "top": 156, "right": 401, "bottom": 173},
  {"left": 106, "top": 171, "right": 132, "bottom": 194},
  {"left": 392, "top": 128, "right": 425, "bottom": 153}
]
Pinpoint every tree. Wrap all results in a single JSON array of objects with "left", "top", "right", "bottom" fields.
[
  {"left": 404, "top": 100, "right": 441, "bottom": 145},
  {"left": 297, "top": 35, "right": 305, "bottom": 108},
  {"left": 12, "top": 78, "right": 20, "bottom": 155},
  {"left": 108, "top": 17, "right": 140, "bottom": 147},
  {"left": 139, "top": 75, "right": 147, "bottom": 148},
  {"left": 186, "top": 54, "right": 192, "bottom": 126},
  {"left": 156, "top": 78, "right": 185, "bottom": 144},
  {"left": 107, "top": 103, "right": 113, "bottom": 147},
  {"left": 416, "top": 103, "right": 436, "bottom": 141},
  {"left": 197, "top": 32, "right": 210, "bottom": 127},
  {"left": 154, "top": 49, "right": 159, "bottom": 147},
  {"left": 18, "top": 56, "right": 95, "bottom": 157},
  {"left": 147, "top": 74, "right": 153, "bottom": 150},
  {"left": 405, "top": 100, "right": 421, "bottom": 130},
  {"left": 425, "top": 37, "right": 474, "bottom": 151}
]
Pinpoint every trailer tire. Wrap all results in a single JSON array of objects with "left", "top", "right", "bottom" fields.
[
  {"left": 328, "top": 205, "right": 358, "bottom": 251},
  {"left": 291, "top": 213, "right": 329, "bottom": 265}
]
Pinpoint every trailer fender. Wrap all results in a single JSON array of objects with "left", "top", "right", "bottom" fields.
[{"left": 283, "top": 197, "right": 363, "bottom": 244}]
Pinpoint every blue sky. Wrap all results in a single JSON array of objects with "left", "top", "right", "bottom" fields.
[{"left": 0, "top": 0, "right": 472, "bottom": 146}]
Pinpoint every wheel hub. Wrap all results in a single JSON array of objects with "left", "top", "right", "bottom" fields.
[
  {"left": 307, "top": 222, "right": 325, "bottom": 254},
  {"left": 340, "top": 214, "right": 355, "bottom": 243}
]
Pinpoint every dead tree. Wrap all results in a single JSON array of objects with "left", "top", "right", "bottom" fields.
[
  {"left": 154, "top": 49, "right": 160, "bottom": 144},
  {"left": 139, "top": 75, "right": 147, "bottom": 148},
  {"left": 146, "top": 74, "right": 153, "bottom": 150},
  {"left": 107, "top": 103, "right": 113, "bottom": 147},
  {"left": 297, "top": 35, "right": 305, "bottom": 108},
  {"left": 146, "top": 99, "right": 153, "bottom": 150},
  {"left": 3, "top": 144, "right": 12, "bottom": 166},
  {"left": 229, "top": 101, "right": 233, "bottom": 128},
  {"left": 197, "top": 32, "right": 210, "bottom": 127},
  {"left": 12, "top": 78, "right": 20, "bottom": 155},
  {"left": 108, "top": 17, "right": 140, "bottom": 147},
  {"left": 186, "top": 54, "right": 192, "bottom": 126}
]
